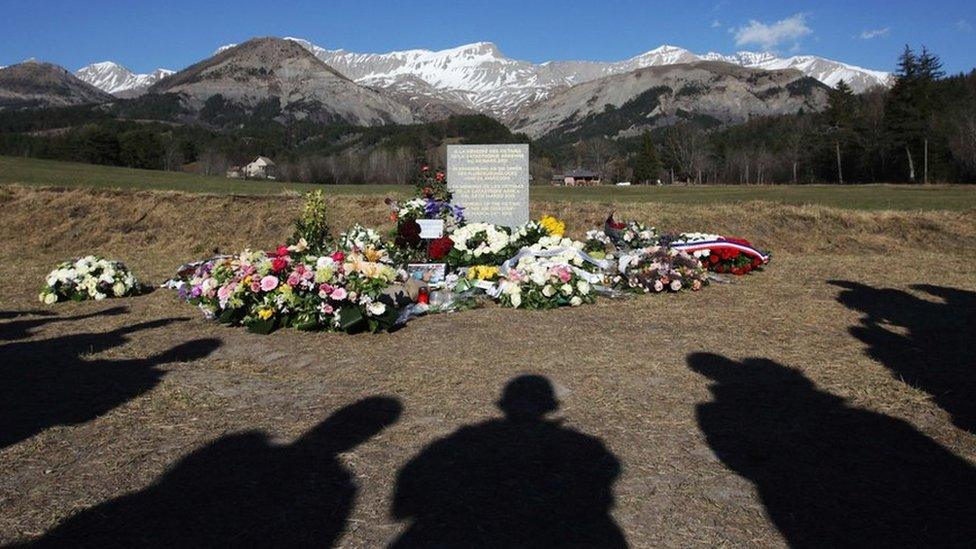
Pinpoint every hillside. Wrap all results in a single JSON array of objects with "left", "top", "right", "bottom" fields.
[
  {"left": 149, "top": 37, "right": 414, "bottom": 126},
  {"left": 512, "top": 61, "right": 830, "bottom": 140},
  {"left": 0, "top": 61, "right": 115, "bottom": 109}
]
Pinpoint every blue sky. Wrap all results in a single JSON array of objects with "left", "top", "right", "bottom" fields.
[{"left": 2, "top": 0, "right": 974, "bottom": 74}]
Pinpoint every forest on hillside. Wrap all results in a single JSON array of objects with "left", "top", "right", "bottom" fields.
[{"left": 0, "top": 46, "right": 973, "bottom": 184}]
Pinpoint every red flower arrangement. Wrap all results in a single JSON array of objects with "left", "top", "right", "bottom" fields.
[
  {"left": 704, "top": 237, "right": 768, "bottom": 275},
  {"left": 428, "top": 236, "right": 454, "bottom": 260}
]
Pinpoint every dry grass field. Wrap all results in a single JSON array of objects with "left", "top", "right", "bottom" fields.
[{"left": 1, "top": 185, "right": 975, "bottom": 547}]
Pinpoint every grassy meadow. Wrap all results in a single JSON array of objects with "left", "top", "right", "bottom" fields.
[{"left": 2, "top": 155, "right": 975, "bottom": 211}]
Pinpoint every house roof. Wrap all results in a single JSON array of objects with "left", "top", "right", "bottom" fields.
[
  {"left": 561, "top": 169, "right": 599, "bottom": 178},
  {"left": 250, "top": 156, "right": 275, "bottom": 166}
]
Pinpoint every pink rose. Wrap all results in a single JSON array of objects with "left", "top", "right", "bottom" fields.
[
  {"left": 320, "top": 303, "right": 334, "bottom": 315},
  {"left": 260, "top": 275, "right": 279, "bottom": 292},
  {"left": 330, "top": 287, "right": 348, "bottom": 301},
  {"left": 250, "top": 280, "right": 261, "bottom": 293},
  {"left": 217, "top": 283, "right": 235, "bottom": 301},
  {"left": 331, "top": 251, "right": 345, "bottom": 262},
  {"left": 287, "top": 272, "right": 301, "bottom": 286},
  {"left": 653, "top": 280, "right": 664, "bottom": 292}
]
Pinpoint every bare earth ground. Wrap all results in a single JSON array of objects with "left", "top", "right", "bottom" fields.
[{"left": 1, "top": 186, "right": 974, "bottom": 547}]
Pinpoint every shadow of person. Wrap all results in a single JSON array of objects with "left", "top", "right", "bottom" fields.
[
  {"left": 27, "top": 396, "right": 402, "bottom": 548},
  {"left": 689, "top": 352, "right": 976, "bottom": 547},
  {"left": 0, "top": 306, "right": 128, "bottom": 341},
  {"left": 0, "top": 310, "right": 56, "bottom": 320},
  {"left": 391, "top": 375, "right": 627, "bottom": 548},
  {"left": 0, "top": 318, "right": 219, "bottom": 450},
  {"left": 830, "top": 280, "right": 976, "bottom": 434}
]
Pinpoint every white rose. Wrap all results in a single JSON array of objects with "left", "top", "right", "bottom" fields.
[
  {"left": 510, "top": 293, "right": 522, "bottom": 308},
  {"left": 577, "top": 281, "right": 591, "bottom": 295},
  {"left": 112, "top": 282, "right": 127, "bottom": 296},
  {"left": 542, "top": 285, "right": 555, "bottom": 297},
  {"left": 560, "top": 283, "right": 573, "bottom": 296},
  {"left": 570, "top": 296, "right": 583, "bottom": 307},
  {"left": 93, "top": 292, "right": 107, "bottom": 301},
  {"left": 366, "top": 302, "right": 387, "bottom": 316}
]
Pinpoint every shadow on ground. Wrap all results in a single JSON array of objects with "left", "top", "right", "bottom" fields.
[
  {"left": 0, "top": 306, "right": 127, "bottom": 341},
  {"left": 0, "top": 314, "right": 219, "bottom": 450},
  {"left": 830, "top": 281, "right": 976, "bottom": 434},
  {"left": 23, "top": 396, "right": 402, "bottom": 547},
  {"left": 391, "top": 375, "right": 627, "bottom": 548},
  {"left": 689, "top": 352, "right": 976, "bottom": 547}
]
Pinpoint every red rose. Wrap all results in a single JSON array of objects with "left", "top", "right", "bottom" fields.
[
  {"left": 709, "top": 254, "right": 720, "bottom": 265},
  {"left": 331, "top": 251, "right": 345, "bottom": 262},
  {"left": 436, "top": 171, "right": 445, "bottom": 182},
  {"left": 428, "top": 237, "right": 454, "bottom": 260},
  {"left": 271, "top": 257, "right": 288, "bottom": 273},
  {"left": 276, "top": 245, "right": 289, "bottom": 257}
]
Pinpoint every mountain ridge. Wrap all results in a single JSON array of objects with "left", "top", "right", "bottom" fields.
[
  {"left": 0, "top": 60, "right": 115, "bottom": 109},
  {"left": 148, "top": 37, "right": 414, "bottom": 126}
]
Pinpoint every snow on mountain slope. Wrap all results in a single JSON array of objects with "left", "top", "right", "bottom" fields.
[
  {"left": 252, "top": 38, "right": 890, "bottom": 120},
  {"left": 76, "top": 62, "right": 174, "bottom": 97},
  {"left": 702, "top": 51, "right": 892, "bottom": 90}
]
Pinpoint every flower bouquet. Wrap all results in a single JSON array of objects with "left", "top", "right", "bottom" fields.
[
  {"left": 179, "top": 244, "right": 400, "bottom": 335},
  {"left": 445, "top": 222, "right": 513, "bottom": 267},
  {"left": 40, "top": 256, "right": 144, "bottom": 304},
  {"left": 614, "top": 247, "right": 709, "bottom": 293},
  {"left": 497, "top": 258, "right": 595, "bottom": 309},
  {"left": 671, "top": 233, "right": 770, "bottom": 275}
]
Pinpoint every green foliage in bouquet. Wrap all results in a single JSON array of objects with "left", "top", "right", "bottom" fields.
[{"left": 290, "top": 190, "right": 331, "bottom": 252}]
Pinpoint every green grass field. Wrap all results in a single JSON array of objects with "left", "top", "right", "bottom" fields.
[{"left": 2, "top": 155, "right": 974, "bottom": 211}]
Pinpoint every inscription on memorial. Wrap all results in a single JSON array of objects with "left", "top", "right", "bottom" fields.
[{"left": 447, "top": 144, "right": 529, "bottom": 227}]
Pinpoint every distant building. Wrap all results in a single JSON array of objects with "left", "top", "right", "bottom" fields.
[
  {"left": 552, "top": 168, "right": 601, "bottom": 186},
  {"left": 234, "top": 156, "right": 277, "bottom": 180}
]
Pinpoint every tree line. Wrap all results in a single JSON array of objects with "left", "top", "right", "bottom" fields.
[{"left": 613, "top": 46, "right": 975, "bottom": 184}]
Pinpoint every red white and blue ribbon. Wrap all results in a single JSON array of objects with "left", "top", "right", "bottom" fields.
[{"left": 670, "top": 239, "right": 770, "bottom": 263}]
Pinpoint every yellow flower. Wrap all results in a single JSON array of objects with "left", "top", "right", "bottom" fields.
[
  {"left": 467, "top": 265, "right": 500, "bottom": 281},
  {"left": 257, "top": 308, "right": 273, "bottom": 320},
  {"left": 540, "top": 215, "right": 566, "bottom": 237}
]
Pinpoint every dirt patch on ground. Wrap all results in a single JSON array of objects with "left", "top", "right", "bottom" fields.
[{"left": 1, "top": 186, "right": 974, "bottom": 547}]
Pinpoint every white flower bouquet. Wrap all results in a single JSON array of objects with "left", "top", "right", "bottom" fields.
[
  {"left": 446, "top": 222, "right": 513, "bottom": 267},
  {"left": 497, "top": 255, "right": 595, "bottom": 309},
  {"left": 40, "top": 256, "right": 143, "bottom": 304}
]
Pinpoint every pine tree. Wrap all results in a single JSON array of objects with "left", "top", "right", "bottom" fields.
[
  {"left": 631, "top": 131, "right": 662, "bottom": 184},
  {"left": 826, "top": 80, "right": 857, "bottom": 183},
  {"left": 887, "top": 46, "right": 923, "bottom": 181}
]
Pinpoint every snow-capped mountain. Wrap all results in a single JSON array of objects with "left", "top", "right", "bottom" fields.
[
  {"left": 701, "top": 52, "right": 892, "bottom": 91},
  {"left": 248, "top": 38, "right": 889, "bottom": 120},
  {"left": 76, "top": 62, "right": 174, "bottom": 98}
]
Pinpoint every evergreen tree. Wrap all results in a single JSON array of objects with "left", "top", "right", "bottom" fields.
[
  {"left": 825, "top": 80, "right": 857, "bottom": 183},
  {"left": 631, "top": 131, "right": 662, "bottom": 184}
]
